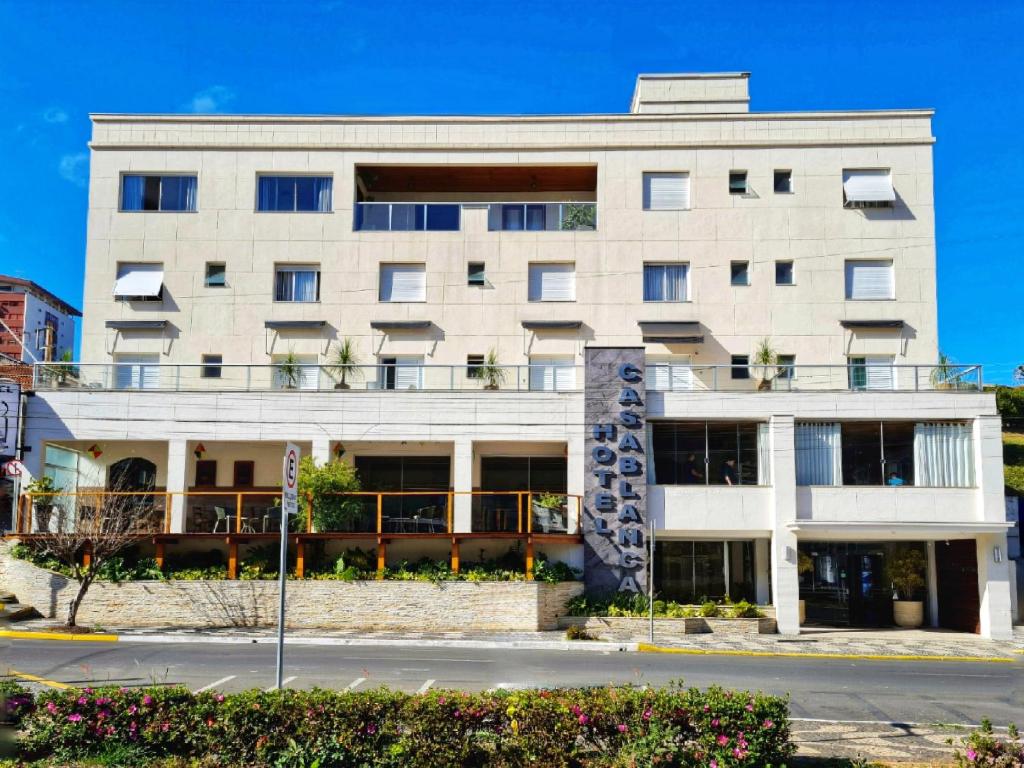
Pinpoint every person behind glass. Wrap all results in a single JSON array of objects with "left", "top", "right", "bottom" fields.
[
  {"left": 681, "top": 453, "right": 704, "bottom": 484},
  {"left": 886, "top": 471, "right": 904, "bottom": 486},
  {"left": 721, "top": 458, "right": 738, "bottom": 486}
]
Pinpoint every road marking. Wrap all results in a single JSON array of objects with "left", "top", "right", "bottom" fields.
[
  {"left": 635, "top": 643, "right": 1014, "bottom": 664},
  {"left": 264, "top": 676, "right": 296, "bottom": 692},
  {"left": 9, "top": 669, "right": 70, "bottom": 689},
  {"left": 791, "top": 717, "right": 1012, "bottom": 731},
  {"left": 193, "top": 675, "right": 236, "bottom": 693},
  {"left": 1, "top": 630, "right": 118, "bottom": 643},
  {"left": 345, "top": 677, "right": 366, "bottom": 691},
  {"left": 416, "top": 679, "right": 435, "bottom": 694}
]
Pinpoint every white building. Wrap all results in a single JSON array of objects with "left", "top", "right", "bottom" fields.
[{"left": 15, "top": 72, "right": 1014, "bottom": 638}]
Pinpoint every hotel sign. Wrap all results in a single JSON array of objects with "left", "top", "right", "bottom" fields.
[{"left": 583, "top": 348, "right": 648, "bottom": 595}]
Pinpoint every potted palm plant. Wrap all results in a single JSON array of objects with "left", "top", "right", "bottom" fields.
[
  {"left": 276, "top": 351, "right": 302, "bottom": 390},
  {"left": 479, "top": 348, "right": 507, "bottom": 391},
  {"left": 885, "top": 546, "right": 927, "bottom": 628},
  {"left": 752, "top": 337, "right": 778, "bottom": 391},
  {"left": 328, "top": 338, "right": 361, "bottom": 389},
  {"left": 26, "top": 476, "right": 58, "bottom": 532},
  {"left": 930, "top": 351, "right": 957, "bottom": 390}
]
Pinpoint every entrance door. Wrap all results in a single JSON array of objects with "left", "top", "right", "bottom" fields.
[{"left": 935, "top": 539, "right": 980, "bottom": 633}]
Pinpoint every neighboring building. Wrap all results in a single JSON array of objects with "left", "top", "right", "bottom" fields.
[
  {"left": 0, "top": 275, "right": 80, "bottom": 363},
  {"left": 14, "top": 72, "right": 1015, "bottom": 638}
]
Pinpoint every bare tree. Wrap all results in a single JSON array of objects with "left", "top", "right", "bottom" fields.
[{"left": 24, "top": 481, "right": 162, "bottom": 627}]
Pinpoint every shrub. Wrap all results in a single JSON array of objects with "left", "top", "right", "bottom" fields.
[
  {"left": 565, "top": 624, "right": 595, "bottom": 641},
  {"left": 15, "top": 683, "right": 794, "bottom": 767},
  {"left": 951, "top": 719, "right": 1023, "bottom": 767},
  {"left": 729, "top": 600, "right": 763, "bottom": 619},
  {"left": 698, "top": 601, "right": 721, "bottom": 617},
  {"left": 533, "top": 556, "right": 582, "bottom": 583},
  {"left": 297, "top": 455, "right": 363, "bottom": 532}
]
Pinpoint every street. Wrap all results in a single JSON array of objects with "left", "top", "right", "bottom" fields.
[{"left": 4, "top": 638, "right": 1021, "bottom": 727}]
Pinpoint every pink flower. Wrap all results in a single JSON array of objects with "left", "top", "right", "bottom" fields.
[
  {"left": 578, "top": 714, "right": 589, "bottom": 725},
  {"left": 717, "top": 734, "right": 729, "bottom": 746},
  {"left": 745, "top": 703, "right": 754, "bottom": 712},
  {"left": 128, "top": 704, "right": 137, "bottom": 714},
  {"left": 571, "top": 704, "right": 582, "bottom": 716},
  {"left": 711, "top": 718, "right": 720, "bottom": 727},
  {"left": 214, "top": 694, "right": 225, "bottom": 703},
  {"left": 83, "top": 687, "right": 94, "bottom": 694},
  {"left": 161, "top": 722, "right": 170, "bottom": 732},
  {"left": 46, "top": 701, "right": 58, "bottom": 714},
  {"left": 966, "top": 748, "right": 977, "bottom": 761},
  {"left": 642, "top": 708, "right": 652, "bottom": 721},
  {"left": 439, "top": 696, "right": 446, "bottom": 705},
  {"left": 763, "top": 719, "right": 774, "bottom": 729},
  {"left": 68, "top": 713, "right": 82, "bottom": 722},
  {"left": 77, "top": 696, "right": 88, "bottom": 706},
  {"left": 366, "top": 723, "right": 377, "bottom": 735},
  {"left": 453, "top": 710, "right": 462, "bottom": 718},
  {"left": 119, "top": 687, "right": 129, "bottom": 694},
  {"left": 703, "top": 704, "right": 710, "bottom": 712},
  {"left": 617, "top": 724, "right": 628, "bottom": 733},
  {"left": 733, "top": 747, "right": 748, "bottom": 759},
  {"left": 142, "top": 695, "right": 154, "bottom": 706},
  {"left": 710, "top": 760, "right": 718, "bottom": 768}
]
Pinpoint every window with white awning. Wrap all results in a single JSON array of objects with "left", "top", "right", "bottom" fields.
[
  {"left": 113, "top": 263, "right": 164, "bottom": 301},
  {"left": 842, "top": 169, "right": 895, "bottom": 207}
]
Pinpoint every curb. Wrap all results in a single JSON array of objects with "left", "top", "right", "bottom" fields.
[
  {"left": 1, "top": 629, "right": 636, "bottom": 653},
  {"left": 636, "top": 642, "right": 1016, "bottom": 663}
]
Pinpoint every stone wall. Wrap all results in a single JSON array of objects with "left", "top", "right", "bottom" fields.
[
  {"left": 0, "top": 545, "right": 582, "bottom": 631},
  {"left": 558, "top": 615, "right": 777, "bottom": 640}
]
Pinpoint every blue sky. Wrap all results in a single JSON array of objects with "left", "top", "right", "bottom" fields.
[{"left": 1, "top": 0, "right": 1021, "bottom": 381}]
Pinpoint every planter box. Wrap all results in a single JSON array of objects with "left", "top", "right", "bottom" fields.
[{"left": 558, "top": 614, "right": 777, "bottom": 640}]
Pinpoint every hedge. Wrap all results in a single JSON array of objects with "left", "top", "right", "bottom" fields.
[{"left": 2, "top": 682, "right": 793, "bottom": 767}]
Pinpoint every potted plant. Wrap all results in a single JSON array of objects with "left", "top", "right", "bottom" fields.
[
  {"left": 531, "top": 491, "right": 567, "bottom": 533},
  {"left": 275, "top": 350, "right": 302, "bottom": 390},
  {"left": 930, "top": 351, "right": 957, "bottom": 390},
  {"left": 25, "top": 476, "right": 58, "bottom": 532},
  {"left": 52, "top": 350, "right": 79, "bottom": 388},
  {"left": 752, "top": 337, "right": 778, "bottom": 391},
  {"left": 797, "top": 550, "right": 813, "bottom": 624},
  {"left": 479, "top": 348, "right": 507, "bottom": 391},
  {"left": 885, "top": 546, "right": 927, "bottom": 628},
  {"left": 328, "top": 337, "right": 361, "bottom": 390},
  {"left": 560, "top": 203, "right": 596, "bottom": 231}
]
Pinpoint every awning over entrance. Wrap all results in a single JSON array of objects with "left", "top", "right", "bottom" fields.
[
  {"left": 788, "top": 520, "right": 1011, "bottom": 541},
  {"left": 638, "top": 321, "right": 704, "bottom": 344}
]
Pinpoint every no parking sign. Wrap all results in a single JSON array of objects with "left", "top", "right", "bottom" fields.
[{"left": 282, "top": 443, "right": 299, "bottom": 517}]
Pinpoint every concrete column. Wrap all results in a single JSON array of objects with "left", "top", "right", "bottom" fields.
[
  {"left": 167, "top": 439, "right": 188, "bottom": 533},
  {"left": 976, "top": 532, "right": 1014, "bottom": 640},
  {"left": 769, "top": 415, "right": 800, "bottom": 635},
  {"left": 566, "top": 434, "right": 584, "bottom": 535},
  {"left": 926, "top": 541, "right": 940, "bottom": 628},
  {"left": 312, "top": 438, "right": 330, "bottom": 465},
  {"left": 453, "top": 438, "right": 473, "bottom": 533},
  {"left": 754, "top": 538, "right": 771, "bottom": 606}
]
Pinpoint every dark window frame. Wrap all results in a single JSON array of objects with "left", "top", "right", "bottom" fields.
[
  {"left": 194, "top": 459, "right": 218, "bottom": 488},
  {"left": 467, "top": 262, "right": 486, "bottom": 286},
  {"left": 729, "top": 170, "right": 748, "bottom": 195},
  {"left": 773, "top": 169, "right": 793, "bottom": 194},
  {"left": 731, "top": 355, "right": 750, "bottom": 380},
  {"left": 205, "top": 263, "right": 226, "bottom": 288},
  {"left": 233, "top": 460, "right": 255, "bottom": 488},
  {"left": 201, "top": 354, "right": 223, "bottom": 379},
  {"left": 730, "top": 261, "right": 750, "bottom": 286},
  {"left": 775, "top": 260, "right": 794, "bottom": 286}
]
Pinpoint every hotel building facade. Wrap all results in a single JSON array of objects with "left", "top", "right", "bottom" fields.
[{"left": 14, "top": 72, "right": 1015, "bottom": 637}]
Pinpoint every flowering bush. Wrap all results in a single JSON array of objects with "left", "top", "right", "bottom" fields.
[
  {"left": 952, "top": 719, "right": 1023, "bottom": 767},
  {"left": 15, "top": 682, "right": 793, "bottom": 767}
]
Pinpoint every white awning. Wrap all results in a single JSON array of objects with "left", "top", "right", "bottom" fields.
[
  {"left": 113, "top": 263, "right": 164, "bottom": 299},
  {"left": 788, "top": 520, "right": 1011, "bottom": 541},
  {"left": 843, "top": 170, "right": 895, "bottom": 203}
]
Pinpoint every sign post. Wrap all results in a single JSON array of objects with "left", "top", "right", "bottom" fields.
[{"left": 276, "top": 442, "right": 300, "bottom": 690}]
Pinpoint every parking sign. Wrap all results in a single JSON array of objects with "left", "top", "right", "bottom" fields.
[{"left": 282, "top": 442, "right": 299, "bottom": 517}]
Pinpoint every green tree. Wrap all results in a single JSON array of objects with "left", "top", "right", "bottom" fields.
[{"left": 297, "top": 456, "right": 363, "bottom": 532}]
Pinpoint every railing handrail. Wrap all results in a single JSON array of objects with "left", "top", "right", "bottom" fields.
[{"left": 355, "top": 200, "right": 597, "bottom": 206}]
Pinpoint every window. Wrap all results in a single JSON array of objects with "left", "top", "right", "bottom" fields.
[
  {"left": 233, "top": 461, "right": 255, "bottom": 488},
  {"left": 845, "top": 260, "right": 894, "bottom": 300},
  {"left": 775, "top": 261, "right": 794, "bottom": 286},
  {"left": 466, "top": 354, "right": 485, "bottom": 378},
  {"left": 272, "top": 353, "right": 319, "bottom": 390},
  {"left": 467, "top": 262, "right": 486, "bottom": 286},
  {"left": 842, "top": 169, "right": 895, "bottom": 208},
  {"left": 528, "top": 356, "right": 576, "bottom": 391},
  {"left": 274, "top": 265, "right": 320, "bottom": 302},
  {"left": 204, "top": 263, "right": 226, "bottom": 288},
  {"left": 356, "top": 203, "right": 459, "bottom": 231},
  {"left": 731, "top": 355, "right": 750, "bottom": 380},
  {"left": 646, "top": 357, "right": 694, "bottom": 391},
  {"left": 730, "top": 261, "right": 749, "bottom": 286},
  {"left": 848, "top": 356, "right": 897, "bottom": 390},
  {"left": 643, "top": 263, "right": 688, "bottom": 302},
  {"left": 114, "top": 354, "right": 160, "bottom": 390},
  {"left": 729, "top": 171, "right": 748, "bottom": 195},
  {"left": 257, "top": 176, "right": 332, "bottom": 212},
  {"left": 113, "top": 263, "right": 164, "bottom": 301},
  {"left": 201, "top": 354, "right": 222, "bottom": 379},
  {"left": 773, "top": 170, "right": 793, "bottom": 194},
  {"left": 195, "top": 460, "right": 218, "bottom": 487},
  {"left": 379, "top": 264, "right": 426, "bottom": 302},
  {"left": 377, "top": 356, "right": 423, "bottom": 390},
  {"left": 650, "top": 421, "right": 768, "bottom": 486},
  {"left": 121, "top": 175, "right": 197, "bottom": 212},
  {"left": 642, "top": 172, "right": 690, "bottom": 210},
  {"left": 528, "top": 263, "right": 575, "bottom": 302},
  {"left": 655, "top": 540, "right": 756, "bottom": 604},
  {"left": 776, "top": 354, "right": 796, "bottom": 380}
]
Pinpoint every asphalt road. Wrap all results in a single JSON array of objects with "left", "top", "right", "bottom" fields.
[{"left": 3, "top": 638, "right": 1021, "bottom": 726}]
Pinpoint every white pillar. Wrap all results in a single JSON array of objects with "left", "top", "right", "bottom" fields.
[
  {"left": 312, "top": 438, "right": 330, "bottom": 465},
  {"left": 567, "top": 434, "right": 585, "bottom": 535},
  {"left": 755, "top": 538, "right": 771, "bottom": 606},
  {"left": 167, "top": 439, "right": 188, "bottom": 533},
  {"left": 926, "top": 541, "right": 940, "bottom": 628},
  {"left": 770, "top": 415, "right": 800, "bottom": 635},
  {"left": 453, "top": 438, "right": 473, "bottom": 533},
  {"left": 976, "top": 533, "right": 1014, "bottom": 640}
]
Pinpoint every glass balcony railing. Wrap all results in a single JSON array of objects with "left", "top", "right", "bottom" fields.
[
  {"left": 354, "top": 203, "right": 460, "bottom": 232},
  {"left": 352, "top": 202, "right": 598, "bottom": 232},
  {"left": 487, "top": 202, "right": 597, "bottom": 231}
]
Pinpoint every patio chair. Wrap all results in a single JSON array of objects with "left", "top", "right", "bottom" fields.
[
  {"left": 212, "top": 506, "right": 229, "bottom": 533},
  {"left": 413, "top": 505, "right": 446, "bottom": 532}
]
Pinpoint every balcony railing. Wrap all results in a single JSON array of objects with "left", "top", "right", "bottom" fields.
[
  {"left": 645, "top": 363, "right": 983, "bottom": 393},
  {"left": 15, "top": 491, "right": 582, "bottom": 536},
  {"left": 353, "top": 201, "right": 597, "bottom": 232},
  {"left": 33, "top": 363, "right": 584, "bottom": 393}
]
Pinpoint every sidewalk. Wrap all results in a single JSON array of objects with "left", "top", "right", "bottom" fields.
[{"left": 4, "top": 618, "right": 1021, "bottom": 660}]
